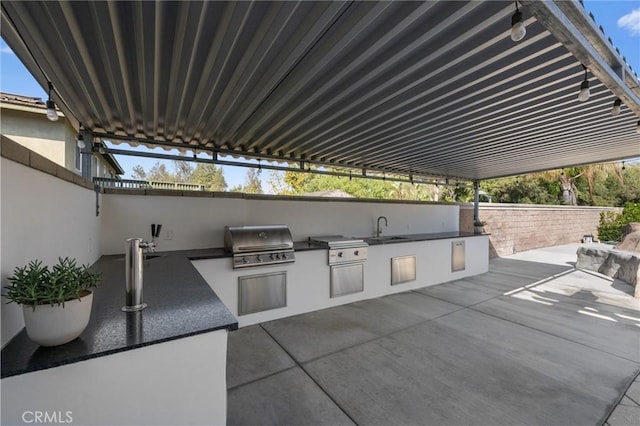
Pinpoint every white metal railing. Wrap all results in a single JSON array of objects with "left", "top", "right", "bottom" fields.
[{"left": 94, "top": 177, "right": 205, "bottom": 191}]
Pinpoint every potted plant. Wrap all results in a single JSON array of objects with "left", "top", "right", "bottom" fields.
[
  {"left": 473, "top": 221, "right": 485, "bottom": 234},
  {"left": 4, "top": 257, "right": 100, "bottom": 347}
]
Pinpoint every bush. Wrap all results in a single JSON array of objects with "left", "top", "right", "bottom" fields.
[
  {"left": 597, "top": 203, "right": 640, "bottom": 242},
  {"left": 622, "top": 202, "right": 640, "bottom": 222}
]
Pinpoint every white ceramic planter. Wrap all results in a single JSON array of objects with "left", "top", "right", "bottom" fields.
[{"left": 22, "top": 292, "right": 93, "bottom": 347}]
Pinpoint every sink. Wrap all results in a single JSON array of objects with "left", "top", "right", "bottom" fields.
[{"left": 365, "top": 236, "right": 410, "bottom": 242}]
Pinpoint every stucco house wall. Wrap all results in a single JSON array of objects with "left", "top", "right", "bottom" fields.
[
  {"left": 0, "top": 93, "right": 121, "bottom": 179},
  {"left": 1, "top": 106, "right": 72, "bottom": 171}
]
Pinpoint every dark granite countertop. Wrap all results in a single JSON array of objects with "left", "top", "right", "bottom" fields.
[
  {"left": 1, "top": 253, "right": 237, "bottom": 379},
  {"left": 360, "top": 231, "right": 484, "bottom": 245},
  {"left": 159, "top": 247, "right": 231, "bottom": 260},
  {"left": 153, "top": 232, "right": 485, "bottom": 261},
  {"left": 294, "top": 231, "right": 484, "bottom": 248}
]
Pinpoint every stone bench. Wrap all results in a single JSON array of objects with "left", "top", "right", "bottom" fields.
[{"left": 576, "top": 246, "right": 640, "bottom": 298}]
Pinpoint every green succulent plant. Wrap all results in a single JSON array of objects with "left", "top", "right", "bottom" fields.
[{"left": 4, "top": 257, "right": 100, "bottom": 309}]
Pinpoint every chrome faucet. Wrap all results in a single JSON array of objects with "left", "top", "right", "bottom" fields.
[
  {"left": 140, "top": 239, "right": 156, "bottom": 253},
  {"left": 376, "top": 216, "right": 388, "bottom": 238}
]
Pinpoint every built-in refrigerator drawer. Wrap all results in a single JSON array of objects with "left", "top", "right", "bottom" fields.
[
  {"left": 238, "top": 271, "right": 287, "bottom": 315},
  {"left": 451, "top": 241, "right": 466, "bottom": 272},
  {"left": 330, "top": 263, "right": 364, "bottom": 298},
  {"left": 391, "top": 255, "right": 416, "bottom": 285}
]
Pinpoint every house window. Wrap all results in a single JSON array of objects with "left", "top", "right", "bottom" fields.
[{"left": 75, "top": 145, "right": 82, "bottom": 170}]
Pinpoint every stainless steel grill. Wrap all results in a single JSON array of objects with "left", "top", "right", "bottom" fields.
[{"left": 224, "top": 225, "right": 295, "bottom": 269}]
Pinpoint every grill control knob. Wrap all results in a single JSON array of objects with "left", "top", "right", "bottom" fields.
[
  {"left": 257, "top": 255, "right": 263, "bottom": 262},
  {"left": 281, "top": 253, "right": 287, "bottom": 259},
  {"left": 338, "top": 251, "right": 343, "bottom": 257},
  {"left": 242, "top": 257, "right": 249, "bottom": 264},
  {"left": 354, "top": 250, "right": 359, "bottom": 256}
]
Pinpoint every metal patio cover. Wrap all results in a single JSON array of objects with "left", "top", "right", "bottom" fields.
[{"left": 2, "top": 0, "right": 639, "bottom": 181}]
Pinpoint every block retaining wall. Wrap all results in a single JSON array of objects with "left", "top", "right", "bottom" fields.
[{"left": 460, "top": 204, "right": 621, "bottom": 258}]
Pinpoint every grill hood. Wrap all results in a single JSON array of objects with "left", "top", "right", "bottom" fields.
[
  {"left": 224, "top": 225, "right": 294, "bottom": 253},
  {"left": 224, "top": 225, "right": 295, "bottom": 269}
]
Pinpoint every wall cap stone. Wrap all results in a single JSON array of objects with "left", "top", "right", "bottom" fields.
[
  {"left": 459, "top": 202, "right": 619, "bottom": 211},
  {"left": 101, "top": 187, "right": 457, "bottom": 206}
]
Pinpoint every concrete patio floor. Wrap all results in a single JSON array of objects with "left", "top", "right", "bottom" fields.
[{"left": 226, "top": 244, "right": 640, "bottom": 425}]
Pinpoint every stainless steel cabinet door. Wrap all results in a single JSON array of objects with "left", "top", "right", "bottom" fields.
[
  {"left": 238, "top": 271, "right": 287, "bottom": 315},
  {"left": 330, "top": 263, "right": 364, "bottom": 298},
  {"left": 451, "top": 241, "right": 466, "bottom": 272},
  {"left": 391, "top": 255, "right": 416, "bottom": 285}
]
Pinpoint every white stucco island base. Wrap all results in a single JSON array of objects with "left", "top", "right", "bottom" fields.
[
  {"left": 194, "top": 235, "right": 489, "bottom": 328},
  {"left": 1, "top": 330, "right": 228, "bottom": 426}
]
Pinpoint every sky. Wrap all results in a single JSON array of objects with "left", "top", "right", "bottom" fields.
[{"left": 1, "top": 1, "right": 639, "bottom": 188}]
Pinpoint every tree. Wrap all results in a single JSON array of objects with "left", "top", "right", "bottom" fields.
[
  {"left": 267, "top": 171, "right": 291, "bottom": 195},
  {"left": 576, "top": 163, "right": 623, "bottom": 205},
  {"left": 481, "top": 162, "right": 636, "bottom": 207},
  {"left": 131, "top": 165, "right": 147, "bottom": 180},
  {"left": 146, "top": 162, "right": 173, "bottom": 182},
  {"left": 173, "top": 160, "right": 194, "bottom": 183},
  {"left": 269, "top": 169, "right": 437, "bottom": 200},
  {"left": 615, "top": 166, "right": 640, "bottom": 205},
  {"left": 242, "top": 169, "right": 264, "bottom": 194},
  {"left": 482, "top": 175, "right": 558, "bottom": 204},
  {"left": 128, "top": 160, "right": 227, "bottom": 190},
  {"left": 191, "top": 164, "right": 227, "bottom": 191},
  {"left": 559, "top": 171, "right": 581, "bottom": 205}
]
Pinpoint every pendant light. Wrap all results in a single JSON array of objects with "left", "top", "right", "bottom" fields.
[
  {"left": 611, "top": 98, "right": 622, "bottom": 115},
  {"left": 76, "top": 123, "right": 85, "bottom": 149},
  {"left": 510, "top": 1, "right": 526, "bottom": 42},
  {"left": 45, "top": 81, "right": 59, "bottom": 121},
  {"left": 578, "top": 65, "right": 590, "bottom": 102}
]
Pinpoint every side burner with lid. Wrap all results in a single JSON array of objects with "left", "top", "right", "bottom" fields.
[
  {"left": 310, "top": 236, "right": 368, "bottom": 265},
  {"left": 309, "top": 236, "right": 369, "bottom": 298}
]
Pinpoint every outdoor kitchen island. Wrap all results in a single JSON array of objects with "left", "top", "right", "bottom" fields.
[
  {"left": 1, "top": 253, "right": 237, "bottom": 426},
  {"left": 193, "top": 231, "right": 489, "bottom": 328}
]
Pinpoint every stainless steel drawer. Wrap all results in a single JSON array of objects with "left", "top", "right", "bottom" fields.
[
  {"left": 330, "top": 263, "right": 364, "bottom": 298},
  {"left": 391, "top": 255, "right": 416, "bottom": 285},
  {"left": 238, "top": 271, "right": 287, "bottom": 316},
  {"left": 451, "top": 241, "right": 466, "bottom": 272}
]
